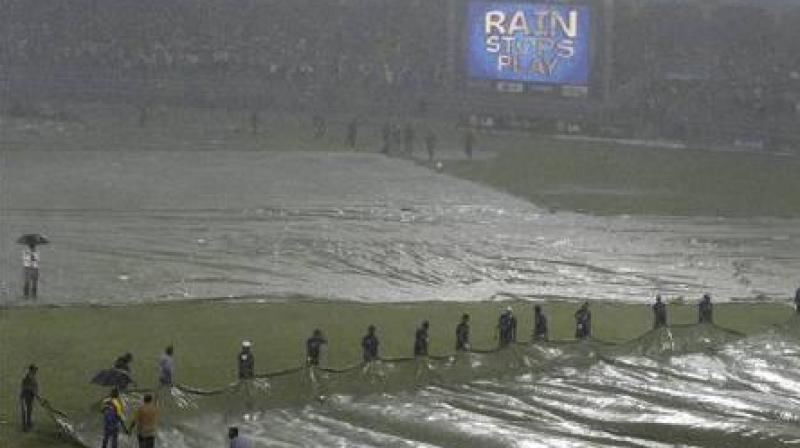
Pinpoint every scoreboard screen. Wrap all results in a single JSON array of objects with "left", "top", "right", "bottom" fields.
[{"left": 466, "top": 2, "right": 591, "bottom": 85}]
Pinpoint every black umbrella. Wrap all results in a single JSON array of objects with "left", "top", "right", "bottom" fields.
[
  {"left": 16, "top": 234, "right": 49, "bottom": 246},
  {"left": 90, "top": 368, "right": 135, "bottom": 390}
]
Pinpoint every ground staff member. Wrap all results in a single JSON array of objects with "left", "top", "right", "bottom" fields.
[
  {"left": 20, "top": 364, "right": 38, "bottom": 431},
  {"left": 129, "top": 394, "right": 158, "bottom": 448},
  {"left": 102, "top": 389, "right": 128, "bottom": 448},
  {"left": 362, "top": 325, "right": 379, "bottom": 363},
  {"left": 455, "top": 314, "right": 470, "bottom": 351},
  {"left": 238, "top": 341, "right": 254, "bottom": 379},
  {"left": 159, "top": 346, "right": 174, "bottom": 387}
]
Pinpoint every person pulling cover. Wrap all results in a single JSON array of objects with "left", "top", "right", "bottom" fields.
[
  {"left": 698, "top": 294, "right": 713, "bottom": 323},
  {"left": 414, "top": 321, "right": 430, "bottom": 357},
  {"left": 238, "top": 341, "right": 255, "bottom": 380},
  {"left": 497, "top": 307, "right": 517, "bottom": 347},
  {"left": 653, "top": 295, "right": 667, "bottom": 328},
  {"left": 20, "top": 364, "right": 38, "bottom": 432},
  {"left": 575, "top": 302, "right": 592, "bottom": 339},
  {"left": 101, "top": 388, "right": 128, "bottom": 448},
  {"left": 794, "top": 287, "right": 800, "bottom": 313},
  {"left": 455, "top": 314, "right": 470, "bottom": 351},
  {"left": 128, "top": 394, "right": 158, "bottom": 448},
  {"left": 306, "top": 329, "right": 328, "bottom": 366},
  {"left": 533, "top": 305, "right": 548, "bottom": 341},
  {"left": 362, "top": 325, "right": 379, "bottom": 363},
  {"left": 158, "top": 346, "right": 174, "bottom": 387}
]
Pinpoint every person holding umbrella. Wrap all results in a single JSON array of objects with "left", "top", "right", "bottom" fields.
[
  {"left": 90, "top": 353, "right": 136, "bottom": 391},
  {"left": 18, "top": 233, "right": 48, "bottom": 298}
]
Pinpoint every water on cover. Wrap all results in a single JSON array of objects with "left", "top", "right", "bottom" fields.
[{"left": 1, "top": 150, "right": 798, "bottom": 304}]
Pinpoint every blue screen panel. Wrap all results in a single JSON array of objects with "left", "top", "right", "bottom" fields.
[{"left": 467, "top": 2, "right": 591, "bottom": 85}]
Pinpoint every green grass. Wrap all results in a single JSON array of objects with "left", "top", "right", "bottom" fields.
[
  {"left": 0, "top": 101, "right": 464, "bottom": 155},
  {"left": 0, "top": 299, "right": 794, "bottom": 447},
  {"left": 5, "top": 100, "right": 800, "bottom": 218},
  {"left": 450, "top": 136, "right": 800, "bottom": 217}
]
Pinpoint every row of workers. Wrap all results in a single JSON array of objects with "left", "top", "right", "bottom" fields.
[{"left": 237, "top": 295, "right": 716, "bottom": 377}]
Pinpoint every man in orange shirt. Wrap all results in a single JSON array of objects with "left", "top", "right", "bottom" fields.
[{"left": 128, "top": 394, "right": 158, "bottom": 448}]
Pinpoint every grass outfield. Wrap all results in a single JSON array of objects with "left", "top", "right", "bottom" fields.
[
  {"left": 7, "top": 100, "right": 799, "bottom": 218},
  {"left": 0, "top": 101, "right": 466, "bottom": 155},
  {"left": 0, "top": 299, "right": 794, "bottom": 447},
  {"left": 449, "top": 135, "right": 800, "bottom": 218}
]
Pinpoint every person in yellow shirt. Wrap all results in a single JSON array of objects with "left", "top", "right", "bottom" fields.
[
  {"left": 128, "top": 394, "right": 158, "bottom": 448},
  {"left": 101, "top": 389, "right": 128, "bottom": 448}
]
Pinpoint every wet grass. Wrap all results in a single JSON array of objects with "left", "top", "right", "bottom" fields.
[
  {"left": 449, "top": 136, "right": 800, "bottom": 218},
  {"left": 0, "top": 298, "right": 794, "bottom": 447},
  {"left": 5, "top": 101, "right": 800, "bottom": 218},
  {"left": 0, "top": 101, "right": 463, "bottom": 155}
]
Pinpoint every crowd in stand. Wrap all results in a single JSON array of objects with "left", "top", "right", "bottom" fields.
[
  {"left": 614, "top": 1, "right": 800, "bottom": 144},
  {"left": 0, "top": 0, "right": 445, "bottom": 103},
  {"left": 3, "top": 0, "right": 800, "bottom": 144}
]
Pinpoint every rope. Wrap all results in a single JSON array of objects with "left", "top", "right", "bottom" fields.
[
  {"left": 174, "top": 383, "right": 239, "bottom": 396},
  {"left": 256, "top": 366, "right": 305, "bottom": 379}
]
